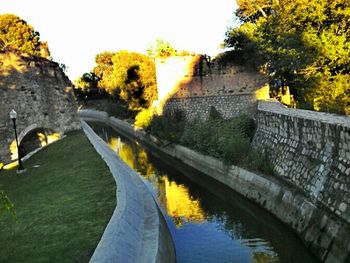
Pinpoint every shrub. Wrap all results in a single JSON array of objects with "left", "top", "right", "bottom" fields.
[
  {"left": 147, "top": 106, "right": 273, "bottom": 176},
  {"left": 134, "top": 107, "right": 156, "bottom": 128},
  {"left": 180, "top": 114, "right": 254, "bottom": 164},
  {"left": 208, "top": 106, "right": 223, "bottom": 121},
  {"left": 218, "top": 135, "right": 250, "bottom": 164},
  {"left": 146, "top": 110, "right": 186, "bottom": 143},
  {"left": 245, "top": 149, "right": 274, "bottom": 175}
]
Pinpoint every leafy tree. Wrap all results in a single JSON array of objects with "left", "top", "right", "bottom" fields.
[
  {"left": 78, "top": 50, "right": 157, "bottom": 112},
  {"left": 93, "top": 51, "right": 115, "bottom": 92},
  {"left": 111, "top": 51, "right": 157, "bottom": 110},
  {"left": 225, "top": 0, "right": 350, "bottom": 114},
  {"left": 74, "top": 72, "right": 99, "bottom": 90},
  {"left": 147, "top": 38, "right": 178, "bottom": 60},
  {"left": 0, "top": 14, "right": 50, "bottom": 58}
]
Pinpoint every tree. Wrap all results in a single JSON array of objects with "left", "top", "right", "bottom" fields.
[
  {"left": 147, "top": 38, "right": 178, "bottom": 60},
  {"left": 74, "top": 72, "right": 99, "bottom": 90},
  {"left": 225, "top": 0, "right": 350, "bottom": 114},
  {"left": 0, "top": 14, "right": 50, "bottom": 58},
  {"left": 77, "top": 50, "right": 157, "bottom": 111},
  {"left": 93, "top": 51, "right": 115, "bottom": 93},
  {"left": 111, "top": 51, "right": 157, "bottom": 110}
]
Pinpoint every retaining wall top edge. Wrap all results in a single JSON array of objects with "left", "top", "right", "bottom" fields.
[
  {"left": 258, "top": 100, "right": 350, "bottom": 127},
  {"left": 168, "top": 93, "right": 256, "bottom": 100}
]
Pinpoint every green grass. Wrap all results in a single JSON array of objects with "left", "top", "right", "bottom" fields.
[{"left": 0, "top": 130, "right": 116, "bottom": 263}]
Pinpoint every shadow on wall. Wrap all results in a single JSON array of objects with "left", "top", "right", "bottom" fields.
[
  {"left": 134, "top": 53, "right": 271, "bottom": 128},
  {"left": 153, "top": 54, "right": 270, "bottom": 120},
  {"left": 154, "top": 55, "right": 200, "bottom": 114}
]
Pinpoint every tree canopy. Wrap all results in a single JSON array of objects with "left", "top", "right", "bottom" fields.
[
  {"left": 225, "top": 0, "right": 350, "bottom": 114},
  {"left": 147, "top": 39, "right": 178, "bottom": 60},
  {"left": 74, "top": 72, "right": 99, "bottom": 90},
  {"left": 0, "top": 14, "right": 50, "bottom": 58},
  {"left": 110, "top": 51, "right": 157, "bottom": 110},
  {"left": 77, "top": 50, "right": 157, "bottom": 110},
  {"left": 93, "top": 51, "right": 115, "bottom": 91}
]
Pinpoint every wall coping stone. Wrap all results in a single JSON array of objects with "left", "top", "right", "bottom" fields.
[
  {"left": 258, "top": 100, "right": 350, "bottom": 127},
  {"left": 168, "top": 92, "right": 255, "bottom": 100}
]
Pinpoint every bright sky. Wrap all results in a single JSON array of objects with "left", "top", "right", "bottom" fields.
[{"left": 1, "top": 0, "right": 238, "bottom": 80}]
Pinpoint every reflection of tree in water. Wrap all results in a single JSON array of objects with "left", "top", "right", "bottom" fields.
[
  {"left": 106, "top": 133, "right": 207, "bottom": 228},
  {"left": 158, "top": 161, "right": 280, "bottom": 260},
  {"left": 198, "top": 190, "right": 280, "bottom": 261},
  {"left": 158, "top": 176, "right": 205, "bottom": 228},
  {"left": 107, "top": 136, "right": 156, "bottom": 180},
  {"left": 209, "top": 213, "right": 246, "bottom": 240}
]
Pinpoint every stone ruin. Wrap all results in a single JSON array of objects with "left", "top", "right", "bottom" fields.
[{"left": 0, "top": 51, "right": 80, "bottom": 166}]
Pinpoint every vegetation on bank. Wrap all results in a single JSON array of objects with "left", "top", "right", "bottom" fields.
[
  {"left": 146, "top": 107, "right": 274, "bottom": 175},
  {"left": 0, "top": 131, "right": 115, "bottom": 262}
]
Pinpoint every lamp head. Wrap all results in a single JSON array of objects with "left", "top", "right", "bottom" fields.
[{"left": 9, "top": 109, "right": 17, "bottom": 120}]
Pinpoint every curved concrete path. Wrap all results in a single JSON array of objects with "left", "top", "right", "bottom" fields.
[{"left": 81, "top": 120, "right": 175, "bottom": 263}]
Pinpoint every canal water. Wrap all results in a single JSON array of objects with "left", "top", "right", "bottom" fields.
[{"left": 88, "top": 122, "right": 319, "bottom": 263}]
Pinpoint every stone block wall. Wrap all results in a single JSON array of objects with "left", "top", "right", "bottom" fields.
[
  {"left": 172, "top": 69, "right": 268, "bottom": 98},
  {"left": 163, "top": 93, "right": 257, "bottom": 120},
  {"left": 252, "top": 101, "right": 350, "bottom": 224},
  {"left": 155, "top": 55, "right": 269, "bottom": 114}
]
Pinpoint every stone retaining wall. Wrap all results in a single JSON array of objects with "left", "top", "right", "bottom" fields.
[
  {"left": 251, "top": 101, "right": 350, "bottom": 263},
  {"left": 163, "top": 94, "right": 257, "bottom": 120},
  {"left": 252, "top": 101, "right": 350, "bottom": 225}
]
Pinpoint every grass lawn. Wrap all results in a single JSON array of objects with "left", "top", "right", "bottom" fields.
[{"left": 0, "top": 130, "right": 116, "bottom": 263}]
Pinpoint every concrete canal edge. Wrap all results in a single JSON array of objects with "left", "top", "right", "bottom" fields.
[
  {"left": 80, "top": 120, "right": 176, "bottom": 263},
  {"left": 79, "top": 109, "right": 350, "bottom": 263}
]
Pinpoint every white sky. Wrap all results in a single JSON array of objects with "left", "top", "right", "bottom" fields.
[{"left": 1, "top": 0, "right": 238, "bottom": 80}]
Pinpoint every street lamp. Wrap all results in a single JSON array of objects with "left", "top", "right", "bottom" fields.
[{"left": 9, "top": 109, "right": 25, "bottom": 172}]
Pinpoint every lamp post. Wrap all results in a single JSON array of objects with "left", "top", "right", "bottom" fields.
[{"left": 9, "top": 109, "right": 25, "bottom": 172}]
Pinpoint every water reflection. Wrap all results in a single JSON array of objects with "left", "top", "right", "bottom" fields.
[
  {"left": 106, "top": 133, "right": 205, "bottom": 228},
  {"left": 160, "top": 176, "right": 205, "bottom": 227},
  {"left": 90, "top": 122, "right": 318, "bottom": 263}
]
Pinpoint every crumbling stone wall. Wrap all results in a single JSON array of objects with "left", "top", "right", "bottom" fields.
[
  {"left": 157, "top": 55, "right": 269, "bottom": 120},
  {"left": 0, "top": 51, "right": 80, "bottom": 164},
  {"left": 170, "top": 56, "right": 268, "bottom": 98}
]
